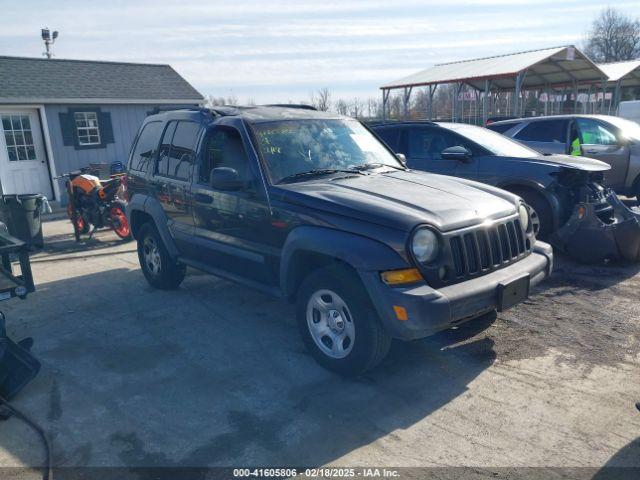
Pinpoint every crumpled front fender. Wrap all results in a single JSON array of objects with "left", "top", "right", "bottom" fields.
[{"left": 551, "top": 192, "right": 640, "bottom": 263}]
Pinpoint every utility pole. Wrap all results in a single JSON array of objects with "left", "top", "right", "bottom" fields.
[{"left": 41, "top": 27, "right": 59, "bottom": 59}]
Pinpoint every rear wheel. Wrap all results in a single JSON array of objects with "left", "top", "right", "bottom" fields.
[
  {"left": 109, "top": 203, "right": 132, "bottom": 240},
  {"left": 296, "top": 264, "right": 391, "bottom": 376},
  {"left": 137, "top": 223, "right": 186, "bottom": 289}
]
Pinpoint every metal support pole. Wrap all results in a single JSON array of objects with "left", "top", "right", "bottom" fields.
[
  {"left": 453, "top": 83, "right": 463, "bottom": 122},
  {"left": 382, "top": 89, "right": 389, "bottom": 121},
  {"left": 600, "top": 80, "right": 606, "bottom": 114},
  {"left": 513, "top": 71, "right": 525, "bottom": 117},
  {"left": 614, "top": 80, "right": 622, "bottom": 114},
  {"left": 428, "top": 84, "right": 436, "bottom": 120},
  {"left": 482, "top": 79, "right": 491, "bottom": 125},
  {"left": 403, "top": 87, "right": 413, "bottom": 120},
  {"left": 573, "top": 80, "right": 578, "bottom": 114}
]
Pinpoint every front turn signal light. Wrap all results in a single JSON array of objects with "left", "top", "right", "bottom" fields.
[{"left": 380, "top": 268, "right": 423, "bottom": 285}]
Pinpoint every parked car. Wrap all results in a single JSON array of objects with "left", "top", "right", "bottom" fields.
[
  {"left": 371, "top": 121, "right": 640, "bottom": 263},
  {"left": 126, "top": 106, "right": 552, "bottom": 375},
  {"left": 487, "top": 115, "right": 640, "bottom": 199}
]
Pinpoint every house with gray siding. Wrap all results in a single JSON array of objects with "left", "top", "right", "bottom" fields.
[{"left": 0, "top": 55, "right": 203, "bottom": 204}]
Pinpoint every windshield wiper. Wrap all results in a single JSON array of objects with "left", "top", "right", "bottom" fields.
[
  {"left": 278, "top": 168, "right": 365, "bottom": 184},
  {"left": 351, "top": 162, "right": 405, "bottom": 171}
]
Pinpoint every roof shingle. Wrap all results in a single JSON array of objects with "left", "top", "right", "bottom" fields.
[{"left": 0, "top": 56, "right": 204, "bottom": 103}]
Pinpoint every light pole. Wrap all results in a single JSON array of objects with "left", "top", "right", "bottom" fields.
[{"left": 41, "top": 28, "right": 59, "bottom": 59}]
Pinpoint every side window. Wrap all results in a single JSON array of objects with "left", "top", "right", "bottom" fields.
[
  {"left": 408, "top": 128, "right": 472, "bottom": 160},
  {"left": 199, "top": 128, "right": 252, "bottom": 186},
  {"left": 156, "top": 121, "right": 200, "bottom": 180},
  {"left": 514, "top": 120, "right": 567, "bottom": 143},
  {"left": 129, "top": 121, "right": 162, "bottom": 173},
  {"left": 486, "top": 123, "right": 514, "bottom": 134},
  {"left": 576, "top": 119, "right": 618, "bottom": 146},
  {"left": 168, "top": 122, "right": 200, "bottom": 180},
  {"left": 375, "top": 128, "right": 401, "bottom": 151},
  {"left": 156, "top": 122, "right": 176, "bottom": 177}
]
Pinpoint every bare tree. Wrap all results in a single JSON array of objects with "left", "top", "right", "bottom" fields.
[
  {"left": 366, "top": 97, "right": 379, "bottom": 119},
  {"left": 311, "top": 88, "right": 332, "bottom": 111},
  {"left": 335, "top": 99, "right": 349, "bottom": 115},
  {"left": 351, "top": 98, "right": 363, "bottom": 118},
  {"left": 584, "top": 7, "right": 640, "bottom": 62},
  {"left": 205, "top": 94, "right": 238, "bottom": 107}
]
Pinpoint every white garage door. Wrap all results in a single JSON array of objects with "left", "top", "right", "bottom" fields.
[{"left": 0, "top": 109, "right": 53, "bottom": 198}]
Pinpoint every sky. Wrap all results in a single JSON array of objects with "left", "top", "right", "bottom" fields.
[{"left": 1, "top": 0, "right": 639, "bottom": 104}]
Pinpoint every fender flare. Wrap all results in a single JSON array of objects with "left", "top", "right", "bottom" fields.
[
  {"left": 126, "top": 194, "right": 179, "bottom": 257},
  {"left": 279, "top": 225, "right": 409, "bottom": 297},
  {"left": 497, "top": 179, "right": 562, "bottom": 231}
]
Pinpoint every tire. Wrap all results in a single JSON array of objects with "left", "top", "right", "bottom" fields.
[
  {"left": 109, "top": 202, "right": 132, "bottom": 241},
  {"left": 296, "top": 264, "right": 391, "bottom": 376},
  {"left": 508, "top": 188, "right": 553, "bottom": 240},
  {"left": 67, "top": 204, "right": 89, "bottom": 236},
  {"left": 137, "top": 222, "right": 186, "bottom": 290}
]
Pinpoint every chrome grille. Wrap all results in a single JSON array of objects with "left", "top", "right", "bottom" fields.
[{"left": 448, "top": 218, "right": 529, "bottom": 279}]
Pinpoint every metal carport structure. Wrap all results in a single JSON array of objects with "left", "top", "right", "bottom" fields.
[
  {"left": 598, "top": 60, "right": 640, "bottom": 112},
  {"left": 380, "top": 45, "right": 608, "bottom": 123}
]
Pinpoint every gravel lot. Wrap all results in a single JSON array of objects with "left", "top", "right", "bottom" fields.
[{"left": 0, "top": 219, "right": 638, "bottom": 478}]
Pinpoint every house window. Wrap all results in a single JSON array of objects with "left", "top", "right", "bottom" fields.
[
  {"left": 1, "top": 115, "right": 37, "bottom": 161},
  {"left": 74, "top": 112, "right": 101, "bottom": 146}
]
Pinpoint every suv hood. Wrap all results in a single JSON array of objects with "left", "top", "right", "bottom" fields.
[
  {"left": 514, "top": 153, "right": 610, "bottom": 172},
  {"left": 275, "top": 170, "right": 518, "bottom": 232}
]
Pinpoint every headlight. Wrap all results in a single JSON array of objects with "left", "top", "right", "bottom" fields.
[
  {"left": 411, "top": 228, "right": 439, "bottom": 264},
  {"left": 519, "top": 204, "right": 530, "bottom": 232}
]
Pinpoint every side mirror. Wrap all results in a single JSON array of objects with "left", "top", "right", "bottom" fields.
[
  {"left": 396, "top": 153, "right": 407, "bottom": 166},
  {"left": 441, "top": 146, "right": 472, "bottom": 163},
  {"left": 210, "top": 167, "right": 243, "bottom": 191}
]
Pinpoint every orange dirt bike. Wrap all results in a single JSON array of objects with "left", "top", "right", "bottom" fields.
[{"left": 56, "top": 168, "right": 131, "bottom": 242}]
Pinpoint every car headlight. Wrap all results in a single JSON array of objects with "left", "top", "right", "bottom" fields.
[
  {"left": 411, "top": 228, "right": 439, "bottom": 264},
  {"left": 519, "top": 204, "right": 530, "bottom": 232}
]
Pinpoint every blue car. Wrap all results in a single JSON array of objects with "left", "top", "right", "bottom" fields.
[{"left": 371, "top": 121, "right": 640, "bottom": 263}]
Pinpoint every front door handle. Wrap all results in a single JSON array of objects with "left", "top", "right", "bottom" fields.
[{"left": 195, "top": 193, "right": 213, "bottom": 204}]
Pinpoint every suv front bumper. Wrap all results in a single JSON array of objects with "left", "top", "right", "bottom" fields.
[{"left": 360, "top": 241, "right": 553, "bottom": 340}]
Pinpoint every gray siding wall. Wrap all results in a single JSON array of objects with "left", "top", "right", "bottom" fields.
[{"left": 44, "top": 103, "right": 194, "bottom": 203}]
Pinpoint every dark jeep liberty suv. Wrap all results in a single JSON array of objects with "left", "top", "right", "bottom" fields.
[{"left": 126, "top": 106, "right": 553, "bottom": 375}]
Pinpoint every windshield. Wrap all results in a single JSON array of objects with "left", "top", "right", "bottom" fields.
[
  {"left": 444, "top": 123, "right": 540, "bottom": 158},
  {"left": 601, "top": 116, "right": 640, "bottom": 142},
  {"left": 251, "top": 119, "right": 404, "bottom": 183}
]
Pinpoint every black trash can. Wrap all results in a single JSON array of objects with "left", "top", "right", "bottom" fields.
[{"left": 0, "top": 195, "right": 44, "bottom": 250}]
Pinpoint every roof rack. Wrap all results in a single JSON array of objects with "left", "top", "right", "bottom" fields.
[
  {"left": 263, "top": 104, "right": 317, "bottom": 111},
  {"left": 208, "top": 106, "right": 240, "bottom": 116}
]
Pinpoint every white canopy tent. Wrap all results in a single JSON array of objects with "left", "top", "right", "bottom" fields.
[
  {"left": 380, "top": 46, "right": 610, "bottom": 122},
  {"left": 598, "top": 60, "right": 640, "bottom": 111}
]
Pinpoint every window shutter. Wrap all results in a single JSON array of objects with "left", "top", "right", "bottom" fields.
[
  {"left": 99, "top": 111, "right": 114, "bottom": 145},
  {"left": 58, "top": 112, "right": 76, "bottom": 146}
]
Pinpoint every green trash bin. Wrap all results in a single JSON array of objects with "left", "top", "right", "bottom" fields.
[{"left": 0, "top": 195, "right": 44, "bottom": 250}]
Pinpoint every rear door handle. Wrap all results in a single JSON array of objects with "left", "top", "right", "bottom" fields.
[{"left": 195, "top": 193, "right": 213, "bottom": 204}]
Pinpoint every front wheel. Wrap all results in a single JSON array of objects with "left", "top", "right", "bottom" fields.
[
  {"left": 109, "top": 203, "right": 132, "bottom": 240},
  {"left": 296, "top": 265, "right": 391, "bottom": 376},
  {"left": 137, "top": 223, "right": 186, "bottom": 289},
  {"left": 508, "top": 188, "right": 552, "bottom": 240}
]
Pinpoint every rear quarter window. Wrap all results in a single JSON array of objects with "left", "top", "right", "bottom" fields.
[{"left": 129, "top": 121, "right": 162, "bottom": 173}]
